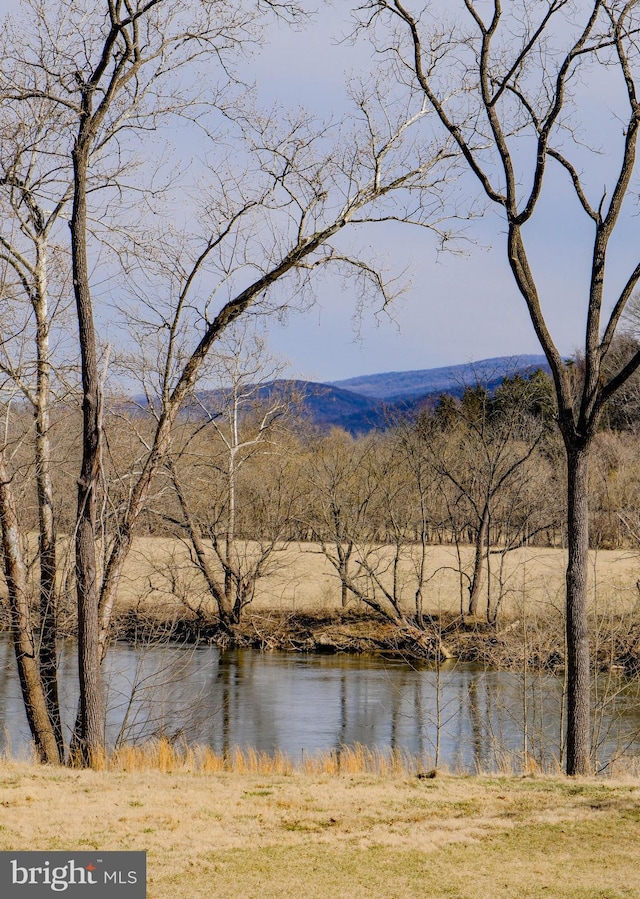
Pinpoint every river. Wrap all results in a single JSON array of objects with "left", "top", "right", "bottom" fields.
[{"left": 1, "top": 637, "right": 639, "bottom": 772}]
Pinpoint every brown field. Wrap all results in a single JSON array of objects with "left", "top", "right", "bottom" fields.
[
  {"left": 114, "top": 539, "right": 640, "bottom": 619},
  {"left": 1, "top": 757, "right": 639, "bottom": 898}
]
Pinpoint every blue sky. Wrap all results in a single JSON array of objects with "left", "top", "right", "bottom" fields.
[
  {"left": 1, "top": 1, "right": 637, "bottom": 383},
  {"left": 248, "top": 6, "right": 600, "bottom": 381}
]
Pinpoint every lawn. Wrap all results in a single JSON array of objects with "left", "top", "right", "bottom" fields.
[{"left": 1, "top": 760, "right": 639, "bottom": 898}]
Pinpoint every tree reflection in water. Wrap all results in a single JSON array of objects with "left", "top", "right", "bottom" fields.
[{"left": 0, "top": 638, "right": 638, "bottom": 771}]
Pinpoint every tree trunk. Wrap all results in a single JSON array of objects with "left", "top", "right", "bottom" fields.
[
  {"left": 338, "top": 541, "right": 353, "bottom": 610},
  {"left": 0, "top": 452, "right": 60, "bottom": 764},
  {"left": 36, "top": 368, "right": 62, "bottom": 756},
  {"left": 34, "top": 248, "right": 63, "bottom": 757},
  {"left": 71, "top": 142, "right": 104, "bottom": 763},
  {"left": 564, "top": 442, "right": 592, "bottom": 775},
  {"left": 225, "top": 410, "right": 238, "bottom": 606},
  {"left": 468, "top": 503, "right": 489, "bottom": 617},
  {"left": 341, "top": 578, "right": 349, "bottom": 609}
]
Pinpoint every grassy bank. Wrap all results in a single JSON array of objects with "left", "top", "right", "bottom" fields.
[
  {"left": 102, "top": 540, "right": 640, "bottom": 668},
  {"left": 1, "top": 757, "right": 639, "bottom": 898}
]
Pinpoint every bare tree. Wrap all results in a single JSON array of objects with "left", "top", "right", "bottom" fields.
[
  {"left": 0, "top": 87, "right": 76, "bottom": 760},
  {"left": 361, "top": 0, "right": 640, "bottom": 775},
  {"left": 306, "top": 429, "right": 381, "bottom": 611},
  {"left": 307, "top": 427, "right": 430, "bottom": 627},
  {"left": 421, "top": 378, "right": 552, "bottom": 620},
  {"left": 97, "top": 92, "right": 452, "bottom": 643},
  {"left": 166, "top": 326, "right": 299, "bottom": 628}
]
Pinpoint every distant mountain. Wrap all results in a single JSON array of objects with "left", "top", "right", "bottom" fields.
[
  {"left": 275, "top": 380, "right": 384, "bottom": 431},
  {"left": 188, "top": 380, "right": 388, "bottom": 434},
  {"left": 330, "top": 355, "right": 549, "bottom": 402},
  {"left": 136, "top": 354, "right": 551, "bottom": 436}
]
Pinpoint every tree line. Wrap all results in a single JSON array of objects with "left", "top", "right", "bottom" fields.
[{"left": 7, "top": 358, "right": 640, "bottom": 631}]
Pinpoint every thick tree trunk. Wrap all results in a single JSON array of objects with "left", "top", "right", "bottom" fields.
[
  {"left": 564, "top": 442, "right": 592, "bottom": 775},
  {"left": 0, "top": 453, "right": 59, "bottom": 764},
  {"left": 71, "top": 143, "right": 104, "bottom": 762}
]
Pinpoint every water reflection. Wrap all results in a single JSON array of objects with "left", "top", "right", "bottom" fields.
[{"left": 1, "top": 637, "right": 639, "bottom": 771}]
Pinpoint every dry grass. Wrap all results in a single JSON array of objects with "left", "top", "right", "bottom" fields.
[
  {"left": 83, "top": 740, "right": 428, "bottom": 778},
  {"left": 1, "top": 757, "right": 639, "bottom": 898},
  {"left": 114, "top": 539, "right": 640, "bottom": 620}
]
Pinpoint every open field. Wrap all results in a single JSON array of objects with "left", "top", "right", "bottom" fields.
[
  {"left": 1, "top": 758, "right": 639, "bottom": 898},
  {"left": 115, "top": 539, "right": 640, "bottom": 620}
]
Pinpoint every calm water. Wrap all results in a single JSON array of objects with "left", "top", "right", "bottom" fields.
[{"left": 1, "top": 637, "right": 640, "bottom": 771}]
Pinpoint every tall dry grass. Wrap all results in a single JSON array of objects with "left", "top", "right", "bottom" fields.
[
  {"left": 80, "top": 737, "right": 633, "bottom": 778},
  {"left": 82, "top": 738, "right": 429, "bottom": 777}
]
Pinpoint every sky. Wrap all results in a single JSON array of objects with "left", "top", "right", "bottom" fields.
[
  {"left": 0, "top": 1, "right": 637, "bottom": 384},
  {"left": 238, "top": 3, "right": 638, "bottom": 383},
  {"left": 250, "top": 13, "right": 553, "bottom": 381}
]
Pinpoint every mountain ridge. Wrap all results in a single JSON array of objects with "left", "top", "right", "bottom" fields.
[
  {"left": 186, "top": 354, "right": 551, "bottom": 435},
  {"left": 329, "top": 354, "right": 549, "bottom": 401}
]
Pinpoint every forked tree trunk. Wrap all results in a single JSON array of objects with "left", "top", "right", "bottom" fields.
[
  {"left": 0, "top": 453, "right": 60, "bottom": 764},
  {"left": 564, "top": 441, "right": 591, "bottom": 775},
  {"left": 337, "top": 539, "right": 353, "bottom": 610}
]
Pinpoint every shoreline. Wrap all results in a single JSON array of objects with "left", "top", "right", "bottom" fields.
[
  {"left": 2, "top": 580, "right": 639, "bottom": 671},
  {"left": 102, "top": 607, "right": 638, "bottom": 673}
]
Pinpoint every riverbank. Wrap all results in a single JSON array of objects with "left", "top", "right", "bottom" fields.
[
  {"left": 1, "top": 759, "right": 638, "bottom": 898},
  {"left": 102, "top": 540, "right": 640, "bottom": 669},
  {"left": 110, "top": 606, "right": 640, "bottom": 673},
  {"left": 3, "top": 539, "right": 640, "bottom": 669}
]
